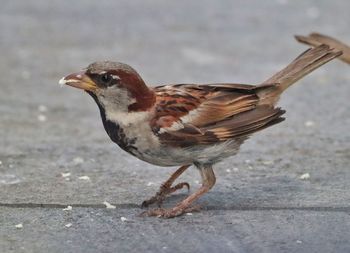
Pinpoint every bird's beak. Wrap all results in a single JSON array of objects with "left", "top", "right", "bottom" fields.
[{"left": 59, "top": 71, "right": 97, "bottom": 92}]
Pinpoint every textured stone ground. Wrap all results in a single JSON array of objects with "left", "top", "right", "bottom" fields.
[{"left": 0, "top": 0, "right": 349, "bottom": 252}]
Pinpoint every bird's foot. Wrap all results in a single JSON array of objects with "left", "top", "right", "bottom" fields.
[
  {"left": 141, "top": 182, "right": 190, "bottom": 208},
  {"left": 140, "top": 204, "right": 201, "bottom": 218}
]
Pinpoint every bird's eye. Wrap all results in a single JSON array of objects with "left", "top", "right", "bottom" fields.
[{"left": 100, "top": 73, "right": 112, "bottom": 85}]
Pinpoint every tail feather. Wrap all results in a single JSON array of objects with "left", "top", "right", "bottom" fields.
[
  {"left": 257, "top": 44, "right": 342, "bottom": 105},
  {"left": 295, "top": 33, "right": 350, "bottom": 64},
  {"left": 262, "top": 44, "right": 341, "bottom": 91}
]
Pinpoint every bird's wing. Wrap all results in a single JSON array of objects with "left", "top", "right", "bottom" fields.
[{"left": 151, "top": 83, "right": 285, "bottom": 147}]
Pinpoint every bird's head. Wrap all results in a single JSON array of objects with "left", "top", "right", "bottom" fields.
[{"left": 59, "top": 61, "right": 155, "bottom": 112}]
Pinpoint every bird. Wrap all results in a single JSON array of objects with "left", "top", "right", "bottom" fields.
[
  {"left": 59, "top": 44, "right": 342, "bottom": 218},
  {"left": 295, "top": 33, "right": 350, "bottom": 64}
]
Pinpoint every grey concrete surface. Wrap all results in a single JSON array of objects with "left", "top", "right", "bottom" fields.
[{"left": 0, "top": 0, "right": 349, "bottom": 252}]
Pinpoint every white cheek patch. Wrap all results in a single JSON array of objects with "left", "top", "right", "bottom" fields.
[{"left": 98, "top": 86, "right": 145, "bottom": 126}]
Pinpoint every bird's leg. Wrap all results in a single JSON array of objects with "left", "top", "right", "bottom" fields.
[
  {"left": 141, "top": 164, "right": 216, "bottom": 218},
  {"left": 141, "top": 164, "right": 191, "bottom": 208}
]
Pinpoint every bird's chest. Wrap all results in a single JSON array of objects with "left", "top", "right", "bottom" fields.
[
  {"left": 103, "top": 111, "right": 160, "bottom": 158},
  {"left": 102, "top": 119, "right": 139, "bottom": 154}
]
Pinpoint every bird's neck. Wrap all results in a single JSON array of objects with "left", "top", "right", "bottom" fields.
[
  {"left": 86, "top": 91, "right": 146, "bottom": 154},
  {"left": 127, "top": 87, "right": 156, "bottom": 112},
  {"left": 87, "top": 92, "right": 129, "bottom": 148}
]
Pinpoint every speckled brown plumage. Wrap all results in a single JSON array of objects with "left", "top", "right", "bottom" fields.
[{"left": 60, "top": 43, "right": 343, "bottom": 218}]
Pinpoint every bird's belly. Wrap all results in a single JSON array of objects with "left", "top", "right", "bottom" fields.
[
  {"left": 129, "top": 147, "right": 193, "bottom": 166},
  {"left": 129, "top": 139, "right": 243, "bottom": 167}
]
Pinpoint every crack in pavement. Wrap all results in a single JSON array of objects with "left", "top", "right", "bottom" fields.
[
  {"left": 1, "top": 203, "right": 350, "bottom": 212},
  {"left": 0, "top": 203, "right": 139, "bottom": 209}
]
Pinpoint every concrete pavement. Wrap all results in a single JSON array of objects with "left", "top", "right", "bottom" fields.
[{"left": 1, "top": 0, "right": 349, "bottom": 252}]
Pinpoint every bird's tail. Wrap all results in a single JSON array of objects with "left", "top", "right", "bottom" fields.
[
  {"left": 257, "top": 44, "right": 342, "bottom": 105},
  {"left": 295, "top": 33, "right": 350, "bottom": 64}
]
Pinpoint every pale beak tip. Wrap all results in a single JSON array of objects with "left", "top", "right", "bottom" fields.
[{"left": 59, "top": 77, "right": 67, "bottom": 87}]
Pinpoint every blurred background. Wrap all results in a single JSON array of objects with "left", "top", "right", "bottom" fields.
[{"left": 1, "top": 1, "right": 349, "bottom": 252}]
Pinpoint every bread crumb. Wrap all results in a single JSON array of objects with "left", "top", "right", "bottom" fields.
[
  {"left": 262, "top": 160, "right": 274, "bottom": 165},
  {"left": 78, "top": 176, "right": 90, "bottom": 181},
  {"left": 103, "top": 201, "right": 116, "bottom": 209},
  {"left": 299, "top": 173, "right": 310, "bottom": 180},
  {"left": 65, "top": 223, "right": 72, "bottom": 228},
  {"left": 63, "top": 205, "right": 72, "bottom": 211},
  {"left": 15, "top": 223, "right": 23, "bottom": 229},
  {"left": 61, "top": 172, "right": 71, "bottom": 178}
]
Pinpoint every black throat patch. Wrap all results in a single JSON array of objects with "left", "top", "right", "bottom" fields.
[{"left": 87, "top": 91, "right": 138, "bottom": 154}]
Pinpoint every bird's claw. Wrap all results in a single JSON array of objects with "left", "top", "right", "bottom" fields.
[
  {"left": 140, "top": 205, "right": 201, "bottom": 218},
  {"left": 141, "top": 181, "right": 190, "bottom": 208}
]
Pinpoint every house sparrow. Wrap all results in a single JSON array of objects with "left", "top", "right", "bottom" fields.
[
  {"left": 59, "top": 44, "right": 341, "bottom": 218},
  {"left": 295, "top": 33, "right": 350, "bottom": 64}
]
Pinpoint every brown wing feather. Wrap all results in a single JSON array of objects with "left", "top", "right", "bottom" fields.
[
  {"left": 185, "top": 93, "right": 258, "bottom": 127},
  {"left": 204, "top": 106, "right": 285, "bottom": 141},
  {"left": 152, "top": 84, "right": 285, "bottom": 147},
  {"left": 152, "top": 83, "right": 278, "bottom": 128}
]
